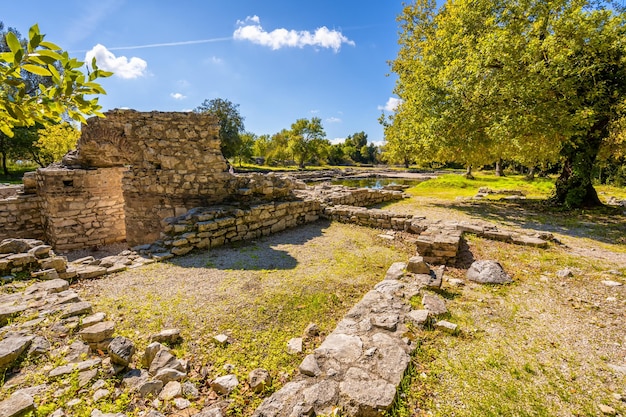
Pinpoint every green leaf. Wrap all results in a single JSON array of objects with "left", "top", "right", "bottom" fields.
[
  {"left": 5, "top": 32, "right": 22, "bottom": 55},
  {"left": 33, "top": 49, "right": 63, "bottom": 61},
  {"left": 22, "top": 64, "right": 52, "bottom": 77},
  {"left": 39, "top": 41, "right": 62, "bottom": 51}
]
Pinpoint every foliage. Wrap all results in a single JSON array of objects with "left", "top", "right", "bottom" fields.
[
  {"left": 194, "top": 98, "right": 245, "bottom": 159},
  {"left": 385, "top": 0, "right": 626, "bottom": 207},
  {"left": 0, "top": 23, "right": 111, "bottom": 137},
  {"left": 287, "top": 117, "right": 330, "bottom": 168},
  {"left": 34, "top": 122, "right": 80, "bottom": 166},
  {"left": 0, "top": 126, "right": 38, "bottom": 175}
]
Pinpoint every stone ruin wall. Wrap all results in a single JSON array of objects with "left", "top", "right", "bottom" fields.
[
  {"left": 0, "top": 110, "right": 322, "bottom": 251},
  {"left": 68, "top": 110, "right": 234, "bottom": 247},
  {"left": 35, "top": 167, "right": 126, "bottom": 251}
]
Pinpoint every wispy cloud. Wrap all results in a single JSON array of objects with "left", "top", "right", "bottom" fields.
[
  {"left": 378, "top": 97, "right": 403, "bottom": 112},
  {"left": 234, "top": 16, "right": 355, "bottom": 52},
  {"left": 66, "top": 1, "right": 124, "bottom": 44},
  {"left": 170, "top": 92, "right": 187, "bottom": 100},
  {"left": 326, "top": 117, "right": 342, "bottom": 123},
  {"left": 85, "top": 44, "right": 147, "bottom": 79}
]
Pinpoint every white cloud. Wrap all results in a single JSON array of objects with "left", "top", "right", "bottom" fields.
[
  {"left": 378, "top": 97, "right": 403, "bottom": 112},
  {"left": 330, "top": 137, "right": 345, "bottom": 145},
  {"left": 236, "top": 15, "right": 260, "bottom": 25},
  {"left": 233, "top": 17, "right": 355, "bottom": 52},
  {"left": 326, "top": 117, "right": 342, "bottom": 123},
  {"left": 211, "top": 56, "right": 223, "bottom": 64},
  {"left": 85, "top": 44, "right": 147, "bottom": 79},
  {"left": 170, "top": 92, "right": 187, "bottom": 100}
]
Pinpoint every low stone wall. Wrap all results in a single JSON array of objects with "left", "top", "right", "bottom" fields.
[
  {"left": 322, "top": 205, "right": 551, "bottom": 265},
  {"left": 295, "top": 184, "right": 406, "bottom": 207},
  {"left": 0, "top": 194, "right": 44, "bottom": 241},
  {"left": 0, "top": 185, "right": 22, "bottom": 199},
  {"left": 143, "top": 199, "right": 322, "bottom": 256},
  {"left": 253, "top": 260, "right": 444, "bottom": 417},
  {"left": 323, "top": 205, "right": 413, "bottom": 230},
  {"left": 36, "top": 167, "right": 126, "bottom": 251}
]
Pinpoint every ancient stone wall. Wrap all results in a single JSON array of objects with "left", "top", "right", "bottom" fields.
[
  {"left": 145, "top": 199, "right": 321, "bottom": 256},
  {"left": 0, "top": 194, "right": 44, "bottom": 241},
  {"left": 35, "top": 167, "right": 126, "bottom": 251},
  {"left": 68, "top": 110, "right": 234, "bottom": 246}
]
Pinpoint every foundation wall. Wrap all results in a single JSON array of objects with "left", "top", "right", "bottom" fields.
[
  {"left": 0, "top": 194, "right": 44, "bottom": 241},
  {"left": 35, "top": 167, "right": 126, "bottom": 251}
]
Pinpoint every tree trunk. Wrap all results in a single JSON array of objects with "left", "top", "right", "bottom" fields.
[
  {"left": 525, "top": 166, "right": 535, "bottom": 180},
  {"left": 495, "top": 158, "right": 505, "bottom": 177},
  {"left": 463, "top": 165, "right": 474, "bottom": 179},
  {"left": 1, "top": 151, "right": 7, "bottom": 176},
  {"left": 552, "top": 121, "right": 606, "bottom": 208}
]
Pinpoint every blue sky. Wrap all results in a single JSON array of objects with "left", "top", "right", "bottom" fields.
[{"left": 3, "top": 1, "right": 405, "bottom": 145}]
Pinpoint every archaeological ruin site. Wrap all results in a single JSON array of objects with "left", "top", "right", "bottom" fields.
[{"left": 0, "top": 110, "right": 556, "bottom": 417}]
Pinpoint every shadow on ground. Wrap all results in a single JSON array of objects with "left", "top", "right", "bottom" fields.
[
  {"left": 432, "top": 199, "right": 626, "bottom": 245},
  {"left": 166, "top": 219, "right": 331, "bottom": 271}
]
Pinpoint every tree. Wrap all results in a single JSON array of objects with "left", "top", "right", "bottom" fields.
[
  {"left": 1, "top": 23, "right": 111, "bottom": 138},
  {"left": 236, "top": 131, "right": 256, "bottom": 166},
  {"left": 287, "top": 117, "right": 329, "bottom": 168},
  {"left": 34, "top": 122, "right": 80, "bottom": 166},
  {"left": 194, "top": 98, "right": 245, "bottom": 159},
  {"left": 386, "top": 0, "right": 626, "bottom": 207}
]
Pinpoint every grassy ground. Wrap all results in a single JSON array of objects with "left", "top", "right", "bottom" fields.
[
  {"left": 3, "top": 170, "right": 625, "bottom": 416},
  {"left": 384, "top": 172, "right": 626, "bottom": 417},
  {"left": 75, "top": 221, "right": 412, "bottom": 416}
]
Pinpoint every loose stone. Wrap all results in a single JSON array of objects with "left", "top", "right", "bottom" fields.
[
  {"left": 211, "top": 374, "right": 239, "bottom": 395},
  {"left": 248, "top": 368, "right": 272, "bottom": 393},
  {"left": 287, "top": 337, "right": 303, "bottom": 354}
]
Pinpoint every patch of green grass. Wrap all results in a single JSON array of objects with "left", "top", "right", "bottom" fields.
[
  {"left": 0, "top": 163, "right": 38, "bottom": 184},
  {"left": 407, "top": 173, "right": 555, "bottom": 200}
]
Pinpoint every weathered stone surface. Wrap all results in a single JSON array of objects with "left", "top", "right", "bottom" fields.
[
  {"left": 61, "top": 301, "right": 93, "bottom": 318},
  {"left": 315, "top": 333, "right": 363, "bottom": 364},
  {"left": 407, "top": 255, "right": 430, "bottom": 274},
  {"left": 79, "top": 321, "right": 115, "bottom": 343},
  {"left": 210, "top": 374, "right": 238, "bottom": 395},
  {"left": 601, "top": 280, "right": 623, "bottom": 287},
  {"left": 0, "top": 392, "right": 35, "bottom": 417},
  {"left": 0, "top": 239, "right": 31, "bottom": 254},
  {"left": 154, "top": 368, "right": 186, "bottom": 384},
  {"left": 142, "top": 342, "right": 165, "bottom": 368},
  {"left": 287, "top": 337, "right": 303, "bottom": 354},
  {"left": 248, "top": 368, "right": 272, "bottom": 393},
  {"left": 434, "top": 320, "right": 458, "bottom": 334},
  {"left": 0, "top": 304, "right": 28, "bottom": 325},
  {"left": 299, "top": 354, "right": 321, "bottom": 377},
  {"left": 422, "top": 293, "right": 448, "bottom": 316},
  {"left": 150, "top": 328, "right": 182, "bottom": 345},
  {"left": 384, "top": 262, "right": 406, "bottom": 280},
  {"left": 108, "top": 336, "right": 135, "bottom": 367},
  {"left": 406, "top": 309, "right": 430, "bottom": 328},
  {"left": 302, "top": 380, "right": 339, "bottom": 412},
  {"left": 182, "top": 381, "right": 200, "bottom": 400},
  {"left": 27, "top": 336, "right": 50, "bottom": 357},
  {"left": 139, "top": 380, "right": 164, "bottom": 398},
  {"left": 25, "top": 278, "right": 69, "bottom": 294},
  {"left": 159, "top": 381, "right": 182, "bottom": 401},
  {"left": 149, "top": 348, "right": 185, "bottom": 375},
  {"left": 213, "top": 334, "right": 230, "bottom": 346},
  {"left": 0, "top": 335, "right": 34, "bottom": 369},
  {"left": 49, "top": 358, "right": 101, "bottom": 377},
  {"left": 466, "top": 260, "right": 512, "bottom": 284},
  {"left": 339, "top": 367, "right": 397, "bottom": 416},
  {"left": 81, "top": 312, "right": 106, "bottom": 328}
]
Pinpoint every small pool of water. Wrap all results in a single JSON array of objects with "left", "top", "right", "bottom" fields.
[{"left": 329, "top": 178, "right": 425, "bottom": 189}]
